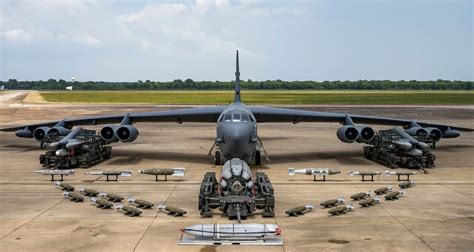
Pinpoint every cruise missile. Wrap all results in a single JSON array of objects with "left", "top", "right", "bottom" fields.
[
  {"left": 63, "top": 191, "right": 84, "bottom": 202},
  {"left": 393, "top": 127, "right": 429, "bottom": 151},
  {"left": 320, "top": 197, "right": 344, "bottom": 208},
  {"left": 128, "top": 198, "right": 154, "bottom": 209},
  {"left": 348, "top": 171, "right": 382, "bottom": 182},
  {"left": 181, "top": 223, "right": 281, "bottom": 239},
  {"left": 328, "top": 204, "right": 353, "bottom": 216},
  {"left": 288, "top": 168, "right": 340, "bottom": 176},
  {"left": 385, "top": 190, "right": 405, "bottom": 200},
  {"left": 55, "top": 181, "right": 74, "bottom": 191},
  {"left": 35, "top": 169, "right": 74, "bottom": 181},
  {"left": 359, "top": 197, "right": 380, "bottom": 207},
  {"left": 385, "top": 170, "right": 417, "bottom": 181},
  {"left": 90, "top": 197, "right": 113, "bottom": 209},
  {"left": 99, "top": 192, "right": 124, "bottom": 202},
  {"left": 374, "top": 186, "right": 392, "bottom": 195},
  {"left": 48, "top": 127, "right": 85, "bottom": 156},
  {"left": 85, "top": 170, "right": 132, "bottom": 182},
  {"left": 138, "top": 168, "right": 186, "bottom": 181},
  {"left": 157, "top": 204, "right": 187, "bottom": 216},
  {"left": 350, "top": 191, "right": 371, "bottom": 201},
  {"left": 399, "top": 180, "right": 415, "bottom": 189},
  {"left": 115, "top": 205, "right": 142, "bottom": 216},
  {"left": 285, "top": 204, "right": 314, "bottom": 216},
  {"left": 79, "top": 187, "right": 100, "bottom": 196}
]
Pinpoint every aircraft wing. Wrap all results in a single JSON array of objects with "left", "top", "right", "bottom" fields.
[
  {"left": 0, "top": 106, "right": 226, "bottom": 132},
  {"left": 248, "top": 106, "right": 474, "bottom": 132}
]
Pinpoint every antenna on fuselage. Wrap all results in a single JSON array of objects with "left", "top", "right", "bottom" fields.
[{"left": 234, "top": 50, "right": 241, "bottom": 104}]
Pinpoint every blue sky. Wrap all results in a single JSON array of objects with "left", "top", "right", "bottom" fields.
[{"left": 0, "top": 0, "right": 472, "bottom": 81}]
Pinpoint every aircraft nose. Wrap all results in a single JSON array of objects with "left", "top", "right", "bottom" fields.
[{"left": 225, "top": 124, "right": 251, "bottom": 156}]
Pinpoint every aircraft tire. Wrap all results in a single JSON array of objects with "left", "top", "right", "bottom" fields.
[
  {"left": 255, "top": 151, "right": 261, "bottom": 166},
  {"left": 215, "top": 151, "right": 221, "bottom": 166}
]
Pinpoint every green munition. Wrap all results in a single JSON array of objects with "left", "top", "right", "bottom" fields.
[
  {"left": 91, "top": 197, "right": 113, "bottom": 208},
  {"left": 399, "top": 180, "right": 415, "bottom": 189},
  {"left": 128, "top": 198, "right": 154, "bottom": 209},
  {"left": 79, "top": 187, "right": 100, "bottom": 196},
  {"left": 374, "top": 186, "right": 392, "bottom": 195},
  {"left": 138, "top": 168, "right": 186, "bottom": 181},
  {"left": 55, "top": 181, "right": 74, "bottom": 191},
  {"left": 116, "top": 205, "right": 142, "bottom": 216},
  {"left": 350, "top": 191, "right": 371, "bottom": 201},
  {"left": 157, "top": 204, "right": 187, "bottom": 216},
  {"left": 359, "top": 197, "right": 381, "bottom": 207},
  {"left": 320, "top": 197, "right": 344, "bottom": 208},
  {"left": 63, "top": 191, "right": 84, "bottom": 202},
  {"left": 385, "top": 190, "right": 405, "bottom": 200},
  {"left": 100, "top": 192, "right": 124, "bottom": 202},
  {"left": 328, "top": 204, "right": 353, "bottom": 215},
  {"left": 285, "top": 204, "right": 314, "bottom": 216}
]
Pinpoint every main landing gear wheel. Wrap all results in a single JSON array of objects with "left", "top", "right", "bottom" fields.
[
  {"left": 255, "top": 151, "right": 261, "bottom": 166},
  {"left": 214, "top": 151, "right": 221, "bottom": 166}
]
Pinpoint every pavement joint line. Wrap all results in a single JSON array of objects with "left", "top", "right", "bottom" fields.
[
  {"left": 132, "top": 164, "right": 185, "bottom": 252},
  {"left": 0, "top": 173, "right": 103, "bottom": 240}
]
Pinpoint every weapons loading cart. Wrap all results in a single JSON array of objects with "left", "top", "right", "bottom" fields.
[
  {"left": 40, "top": 130, "right": 112, "bottom": 169},
  {"left": 363, "top": 129, "right": 435, "bottom": 169},
  {"left": 198, "top": 158, "right": 275, "bottom": 222}
]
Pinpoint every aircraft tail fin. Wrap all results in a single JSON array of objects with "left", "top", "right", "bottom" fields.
[{"left": 234, "top": 50, "right": 241, "bottom": 103}]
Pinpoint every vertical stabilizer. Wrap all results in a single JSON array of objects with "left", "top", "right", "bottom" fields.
[{"left": 234, "top": 50, "right": 241, "bottom": 103}]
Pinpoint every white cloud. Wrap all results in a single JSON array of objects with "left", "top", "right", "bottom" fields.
[
  {"left": 57, "top": 34, "right": 102, "bottom": 47},
  {"left": 2, "top": 29, "right": 32, "bottom": 42}
]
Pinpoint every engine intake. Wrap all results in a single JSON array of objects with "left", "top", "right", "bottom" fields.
[
  {"left": 33, "top": 127, "right": 51, "bottom": 141},
  {"left": 356, "top": 125, "right": 375, "bottom": 142},
  {"left": 47, "top": 126, "right": 71, "bottom": 137},
  {"left": 100, "top": 125, "right": 119, "bottom": 142},
  {"left": 425, "top": 127, "right": 442, "bottom": 141},
  {"left": 116, "top": 125, "right": 139, "bottom": 142},
  {"left": 337, "top": 125, "right": 359, "bottom": 143},
  {"left": 406, "top": 127, "right": 428, "bottom": 138}
]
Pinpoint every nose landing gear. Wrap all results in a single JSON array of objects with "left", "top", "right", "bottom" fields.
[{"left": 215, "top": 151, "right": 221, "bottom": 166}]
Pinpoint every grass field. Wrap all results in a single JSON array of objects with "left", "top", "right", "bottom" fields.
[{"left": 39, "top": 90, "right": 474, "bottom": 105}]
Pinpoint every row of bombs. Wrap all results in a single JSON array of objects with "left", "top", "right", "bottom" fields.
[
  {"left": 56, "top": 182, "right": 187, "bottom": 217},
  {"left": 286, "top": 180, "right": 416, "bottom": 216}
]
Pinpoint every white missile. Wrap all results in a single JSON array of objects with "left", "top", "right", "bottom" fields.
[
  {"left": 348, "top": 171, "right": 382, "bottom": 176},
  {"left": 384, "top": 170, "right": 417, "bottom": 176},
  {"left": 288, "top": 168, "right": 340, "bottom": 176},
  {"left": 393, "top": 140, "right": 413, "bottom": 151},
  {"left": 34, "top": 169, "right": 75, "bottom": 176},
  {"left": 181, "top": 223, "right": 281, "bottom": 239}
]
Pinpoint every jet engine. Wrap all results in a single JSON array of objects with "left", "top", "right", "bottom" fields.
[
  {"left": 33, "top": 126, "right": 51, "bottom": 141},
  {"left": 116, "top": 125, "right": 139, "bottom": 142},
  {"left": 336, "top": 125, "right": 359, "bottom": 143},
  {"left": 425, "top": 127, "right": 442, "bottom": 141},
  {"left": 100, "top": 125, "right": 119, "bottom": 142},
  {"left": 405, "top": 127, "right": 428, "bottom": 138},
  {"left": 355, "top": 125, "right": 375, "bottom": 142}
]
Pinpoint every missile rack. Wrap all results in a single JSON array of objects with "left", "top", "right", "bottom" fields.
[
  {"left": 363, "top": 129, "right": 435, "bottom": 169},
  {"left": 40, "top": 129, "right": 112, "bottom": 169}
]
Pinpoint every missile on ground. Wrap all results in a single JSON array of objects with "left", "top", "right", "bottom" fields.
[
  {"left": 359, "top": 197, "right": 381, "bottom": 207},
  {"left": 288, "top": 168, "right": 340, "bottom": 182},
  {"left": 128, "top": 198, "right": 154, "bottom": 209},
  {"left": 79, "top": 187, "right": 100, "bottom": 196},
  {"left": 374, "top": 186, "right": 392, "bottom": 195},
  {"left": 63, "top": 191, "right": 84, "bottom": 202},
  {"left": 35, "top": 169, "right": 74, "bottom": 181},
  {"left": 385, "top": 170, "right": 417, "bottom": 181},
  {"left": 285, "top": 204, "right": 314, "bottom": 216},
  {"left": 399, "top": 180, "right": 415, "bottom": 189},
  {"left": 320, "top": 197, "right": 344, "bottom": 208},
  {"left": 350, "top": 191, "right": 371, "bottom": 201},
  {"left": 99, "top": 192, "right": 124, "bottom": 202},
  {"left": 85, "top": 170, "right": 132, "bottom": 181},
  {"left": 385, "top": 190, "right": 405, "bottom": 200},
  {"left": 181, "top": 223, "right": 281, "bottom": 239},
  {"left": 328, "top": 204, "right": 353, "bottom": 216},
  {"left": 157, "top": 204, "right": 187, "bottom": 216},
  {"left": 115, "top": 205, "right": 142, "bottom": 216},
  {"left": 348, "top": 171, "right": 382, "bottom": 182},
  {"left": 55, "top": 181, "right": 74, "bottom": 191},
  {"left": 90, "top": 197, "right": 113, "bottom": 209},
  {"left": 138, "top": 168, "right": 186, "bottom": 181}
]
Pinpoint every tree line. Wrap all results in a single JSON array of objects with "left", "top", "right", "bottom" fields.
[{"left": 2, "top": 79, "right": 472, "bottom": 90}]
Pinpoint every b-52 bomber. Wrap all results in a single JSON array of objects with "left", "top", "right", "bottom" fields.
[{"left": 2, "top": 51, "right": 472, "bottom": 166}]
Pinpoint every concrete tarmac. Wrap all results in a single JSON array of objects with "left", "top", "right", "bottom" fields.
[{"left": 0, "top": 95, "right": 473, "bottom": 251}]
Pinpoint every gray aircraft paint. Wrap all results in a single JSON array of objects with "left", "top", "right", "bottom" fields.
[{"left": 2, "top": 51, "right": 473, "bottom": 165}]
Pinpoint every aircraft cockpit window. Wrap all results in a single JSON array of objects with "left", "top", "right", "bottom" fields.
[
  {"left": 223, "top": 113, "right": 232, "bottom": 122},
  {"left": 241, "top": 113, "right": 251, "bottom": 122},
  {"left": 232, "top": 112, "right": 241, "bottom": 122}
]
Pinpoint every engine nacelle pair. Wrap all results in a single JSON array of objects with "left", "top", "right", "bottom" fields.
[
  {"left": 100, "top": 125, "right": 139, "bottom": 143},
  {"left": 406, "top": 126, "right": 442, "bottom": 142},
  {"left": 22, "top": 126, "right": 71, "bottom": 141},
  {"left": 337, "top": 125, "right": 375, "bottom": 143}
]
